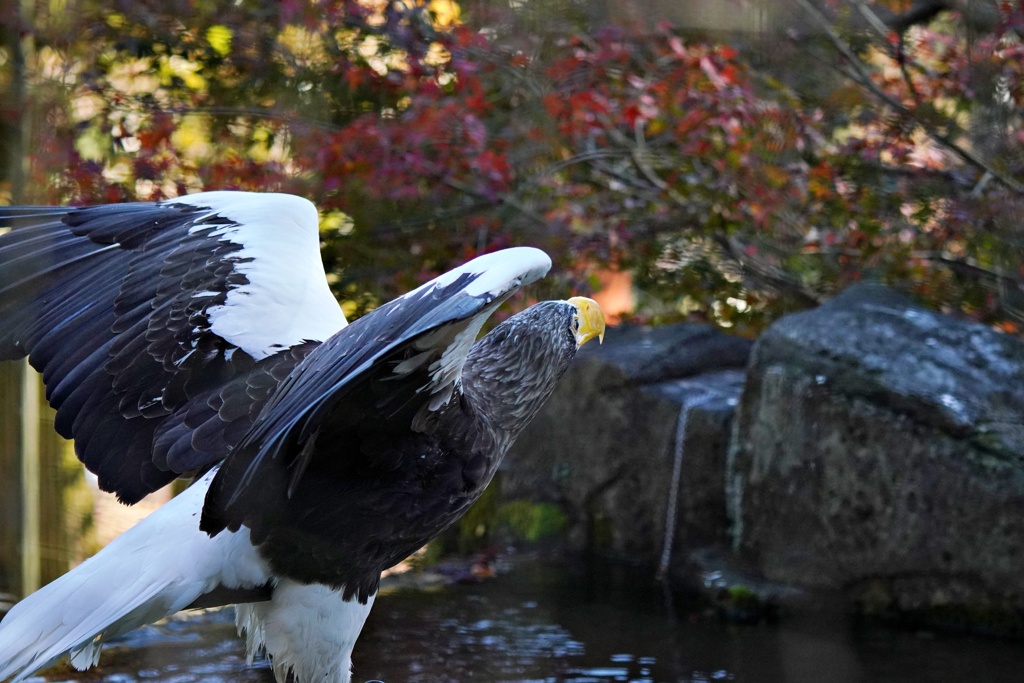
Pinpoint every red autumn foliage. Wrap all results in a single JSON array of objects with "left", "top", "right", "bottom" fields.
[{"left": 2, "top": 0, "right": 1023, "bottom": 333}]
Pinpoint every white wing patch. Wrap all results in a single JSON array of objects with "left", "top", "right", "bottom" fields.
[
  {"left": 172, "top": 192, "right": 347, "bottom": 360},
  {"left": 390, "top": 248, "right": 551, "bottom": 427},
  {"left": 403, "top": 247, "right": 551, "bottom": 303},
  {"left": 426, "top": 301, "right": 501, "bottom": 409}
]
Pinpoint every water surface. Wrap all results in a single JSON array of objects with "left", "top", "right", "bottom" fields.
[{"left": 27, "top": 554, "right": 1024, "bottom": 683}]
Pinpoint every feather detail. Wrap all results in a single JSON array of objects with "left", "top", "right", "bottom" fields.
[{"left": 235, "top": 581, "right": 375, "bottom": 683}]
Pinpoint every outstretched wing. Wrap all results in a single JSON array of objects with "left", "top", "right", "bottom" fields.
[
  {"left": 0, "top": 191, "right": 346, "bottom": 503},
  {"left": 201, "top": 247, "right": 552, "bottom": 538}
]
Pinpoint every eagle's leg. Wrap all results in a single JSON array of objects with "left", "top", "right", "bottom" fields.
[{"left": 236, "top": 579, "right": 376, "bottom": 683}]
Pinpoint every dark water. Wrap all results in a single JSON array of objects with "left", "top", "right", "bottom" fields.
[{"left": 29, "top": 554, "right": 1024, "bottom": 683}]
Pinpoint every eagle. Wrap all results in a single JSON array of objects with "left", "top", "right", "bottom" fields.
[{"left": 0, "top": 191, "right": 604, "bottom": 683}]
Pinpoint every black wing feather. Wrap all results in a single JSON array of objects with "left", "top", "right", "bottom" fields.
[
  {"left": 0, "top": 197, "right": 334, "bottom": 503},
  {"left": 201, "top": 270, "right": 520, "bottom": 538}
]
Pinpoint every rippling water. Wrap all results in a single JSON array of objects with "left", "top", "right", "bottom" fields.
[{"left": 24, "top": 554, "right": 1024, "bottom": 683}]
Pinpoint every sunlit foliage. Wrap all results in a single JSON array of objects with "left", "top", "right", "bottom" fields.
[{"left": 2, "top": 0, "right": 1023, "bottom": 332}]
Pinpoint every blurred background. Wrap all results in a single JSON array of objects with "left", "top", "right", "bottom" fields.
[{"left": 2, "top": 1, "right": 1024, "bottom": 681}]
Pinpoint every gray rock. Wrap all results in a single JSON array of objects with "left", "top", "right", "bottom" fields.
[
  {"left": 503, "top": 323, "right": 751, "bottom": 567},
  {"left": 728, "top": 283, "right": 1024, "bottom": 624}
]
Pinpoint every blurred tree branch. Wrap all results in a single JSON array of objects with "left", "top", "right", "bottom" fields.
[{"left": 794, "top": 0, "right": 1024, "bottom": 196}]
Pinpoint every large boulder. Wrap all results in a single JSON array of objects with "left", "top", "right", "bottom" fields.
[
  {"left": 502, "top": 323, "right": 751, "bottom": 566},
  {"left": 729, "top": 283, "right": 1024, "bottom": 628}
]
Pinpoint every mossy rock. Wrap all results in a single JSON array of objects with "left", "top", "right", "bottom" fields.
[
  {"left": 714, "top": 584, "right": 776, "bottom": 624},
  {"left": 453, "top": 481, "right": 567, "bottom": 553}
]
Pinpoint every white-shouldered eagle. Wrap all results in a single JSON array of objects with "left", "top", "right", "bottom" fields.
[{"left": 0, "top": 191, "right": 604, "bottom": 683}]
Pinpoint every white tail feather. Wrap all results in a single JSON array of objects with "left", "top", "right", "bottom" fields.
[{"left": 0, "top": 469, "right": 270, "bottom": 683}]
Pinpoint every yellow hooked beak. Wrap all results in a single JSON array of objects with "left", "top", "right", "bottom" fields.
[{"left": 568, "top": 296, "right": 606, "bottom": 347}]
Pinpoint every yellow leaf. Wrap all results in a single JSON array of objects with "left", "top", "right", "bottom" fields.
[
  {"left": 206, "top": 25, "right": 233, "bottom": 57},
  {"left": 162, "top": 55, "right": 208, "bottom": 91},
  {"left": 429, "top": 0, "right": 461, "bottom": 27},
  {"left": 321, "top": 210, "right": 355, "bottom": 236}
]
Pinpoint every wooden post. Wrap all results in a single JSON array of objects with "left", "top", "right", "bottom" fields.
[
  {"left": 19, "top": 359, "right": 41, "bottom": 595},
  {"left": 0, "top": 364, "right": 94, "bottom": 601},
  {"left": 8, "top": 0, "right": 40, "bottom": 599},
  {"left": 0, "top": 364, "right": 24, "bottom": 601}
]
